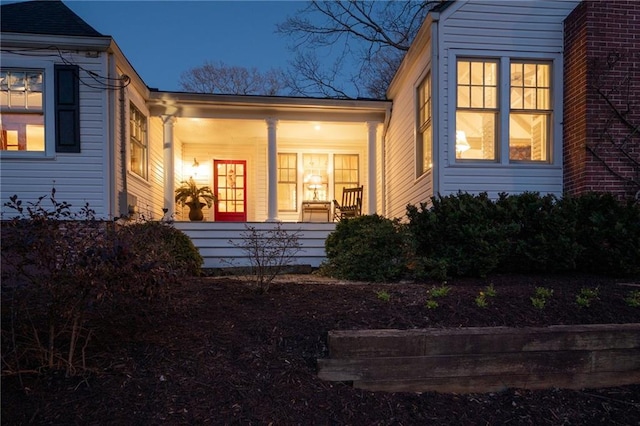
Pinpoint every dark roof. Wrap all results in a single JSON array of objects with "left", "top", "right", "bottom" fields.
[{"left": 1, "top": 0, "right": 104, "bottom": 37}]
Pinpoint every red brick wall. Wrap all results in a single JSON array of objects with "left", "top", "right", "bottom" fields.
[{"left": 563, "top": 0, "right": 640, "bottom": 199}]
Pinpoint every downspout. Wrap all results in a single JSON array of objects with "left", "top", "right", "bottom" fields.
[
  {"left": 380, "top": 103, "right": 392, "bottom": 217},
  {"left": 118, "top": 74, "right": 129, "bottom": 218},
  {"left": 431, "top": 12, "right": 441, "bottom": 198},
  {"left": 106, "top": 51, "right": 116, "bottom": 219}
]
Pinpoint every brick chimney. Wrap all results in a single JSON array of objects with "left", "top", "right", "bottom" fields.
[{"left": 563, "top": 0, "right": 640, "bottom": 199}]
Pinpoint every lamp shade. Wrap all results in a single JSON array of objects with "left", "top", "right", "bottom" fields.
[
  {"left": 456, "top": 130, "right": 471, "bottom": 152},
  {"left": 308, "top": 175, "right": 323, "bottom": 188}
]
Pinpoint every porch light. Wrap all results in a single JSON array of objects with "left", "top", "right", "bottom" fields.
[
  {"left": 308, "top": 175, "right": 323, "bottom": 200},
  {"left": 192, "top": 158, "right": 200, "bottom": 176},
  {"left": 456, "top": 130, "right": 471, "bottom": 152}
]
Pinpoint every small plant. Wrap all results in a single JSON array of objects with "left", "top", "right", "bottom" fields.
[
  {"left": 576, "top": 287, "right": 599, "bottom": 308},
  {"left": 485, "top": 283, "right": 497, "bottom": 297},
  {"left": 475, "top": 292, "right": 488, "bottom": 308},
  {"left": 624, "top": 290, "right": 640, "bottom": 307},
  {"left": 425, "top": 299, "right": 439, "bottom": 309},
  {"left": 228, "top": 223, "right": 302, "bottom": 293},
  {"left": 531, "top": 287, "right": 554, "bottom": 310},
  {"left": 424, "top": 283, "right": 450, "bottom": 310},
  {"left": 474, "top": 284, "right": 496, "bottom": 308},
  {"left": 376, "top": 290, "right": 391, "bottom": 302},
  {"left": 174, "top": 177, "right": 216, "bottom": 221},
  {"left": 430, "top": 284, "right": 451, "bottom": 298}
]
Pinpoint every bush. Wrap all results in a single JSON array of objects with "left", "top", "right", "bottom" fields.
[
  {"left": 228, "top": 223, "right": 302, "bottom": 293},
  {"left": 495, "top": 192, "right": 581, "bottom": 273},
  {"left": 406, "top": 191, "right": 639, "bottom": 279},
  {"left": 571, "top": 192, "right": 640, "bottom": 276},
  {"left": 406, "top": 192, "right": 513, "bottom": 278},
  {"left": 1, "top": 189, "right": 201, "bottom": 377},
  {"left": 322, "top": 214, "right": 407, "bottom": 282}
]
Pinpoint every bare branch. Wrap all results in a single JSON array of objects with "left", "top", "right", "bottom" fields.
[{"left": 277, "top": 1, "right": 439, "bottom": 99}]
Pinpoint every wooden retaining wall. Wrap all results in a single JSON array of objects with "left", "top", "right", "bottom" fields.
[{"left": 317, "top": 324, "right": 640, "bottom": 393}]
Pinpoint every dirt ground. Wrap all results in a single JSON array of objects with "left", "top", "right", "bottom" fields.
[{"left": 2, "top": 273, "right": 640, "bottom": 425}]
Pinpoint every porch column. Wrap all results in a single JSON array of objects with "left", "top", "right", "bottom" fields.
[
  {"left": 162, "top": 115, "right": 176, "bottom": 220},
  {"left": 366, "top": 121, "right": 379, "bottom": 214},
  {"left": 266, "top": 118, "right": 279, "bottom": 222}
]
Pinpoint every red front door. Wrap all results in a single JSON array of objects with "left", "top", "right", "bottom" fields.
[{"left": 214, "top": 160, "right": 247, "bottom": 222}]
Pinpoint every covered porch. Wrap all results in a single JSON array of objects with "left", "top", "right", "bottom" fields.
[{"left": 148, "top": 93, "right": 391, "bottom": 223}]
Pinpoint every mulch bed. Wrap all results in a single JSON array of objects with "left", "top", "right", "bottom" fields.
[{"left": 2, "top": 273, "right": 640, "bottom": 425}]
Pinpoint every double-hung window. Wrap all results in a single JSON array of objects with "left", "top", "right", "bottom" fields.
[
  {"left": 456, "top": 58, "right": 552, "bottom": 163},
  {"left": 456, "top": 59, "right": 498, "bottom": 160},
  {"left": 509, "top": 62, "right": 551, "bottom": 161},
  {"left": 334, "top": 154, "right": 359, "bottom": 197},
  {"left": 129, "top": 103, "right": 148, "bottom": 179},
  {"left": 277, "top": 153, "right": 297, "bottom": 211},
  {"left": 417, "top": 71, "right": 433, "bottom": 175},
  {"left": 0, "top": 69, "right": 45, "bottom": 151}
]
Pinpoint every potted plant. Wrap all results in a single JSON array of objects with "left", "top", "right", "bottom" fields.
[{"left": 175, "top": 177, "right": 216, "bottom": 221}]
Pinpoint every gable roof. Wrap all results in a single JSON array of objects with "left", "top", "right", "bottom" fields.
[{"left": 1, "top": 0, "right": 103, "bottom": 37}]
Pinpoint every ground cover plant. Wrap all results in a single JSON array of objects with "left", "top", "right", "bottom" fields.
[{"left": 2, "top": 273, "right": 640, "bottom": 424}]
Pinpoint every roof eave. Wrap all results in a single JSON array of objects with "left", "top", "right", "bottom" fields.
[{"left": 0, "top": 32, "right": 112, "bottom": 51}]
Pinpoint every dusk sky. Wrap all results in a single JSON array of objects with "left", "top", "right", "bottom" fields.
[{"left": 61, "top": 1, "right": 305, "bottom": 92}]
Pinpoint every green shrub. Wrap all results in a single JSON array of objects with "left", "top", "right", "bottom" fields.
[
  {"left": 323, "top": 214, "right": 407, "bottom": 282},
  {"left": 120, "top": 221, "right": 203, "bottom": 277},
  {"left": 406, "top": 192, "right": 513, "bottom": 278},
  {"left": 571, "top": 193, "right": 640, "bottom": 276},
  {"left": 495, "top": 192, "right": 581, "bottom": 273},
  {"left": 406, "top": 191, "right": 639, "bottom": 278}
]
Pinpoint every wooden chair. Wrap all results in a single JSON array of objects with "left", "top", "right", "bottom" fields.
[{"left": 333, "top": 186, "right": 363, "bottom": 221}]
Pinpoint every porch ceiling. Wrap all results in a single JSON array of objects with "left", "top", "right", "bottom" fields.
[{"left": 173, "top": 118, "right": 369, "bottom": 145}]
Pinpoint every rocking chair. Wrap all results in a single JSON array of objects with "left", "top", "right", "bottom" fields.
[{"left": 333, "top": 186, "right": 363, "bottom": 221}]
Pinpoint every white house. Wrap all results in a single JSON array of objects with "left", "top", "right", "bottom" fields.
[{"left": 2, "top": 0, "right": 637, "bottom": 267}]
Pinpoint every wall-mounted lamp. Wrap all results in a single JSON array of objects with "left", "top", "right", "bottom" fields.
[
  {"left": 456, "top": 130, "right": 471, "bottom": 153},
  {"left": 192, "top": 158, "right": 200, "bottom": 176},
  {"left": 308, "top": 175, "right": 323, "bottom": 200}
]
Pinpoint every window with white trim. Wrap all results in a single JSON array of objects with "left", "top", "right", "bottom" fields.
[
  {"left": 509, "top": 62, "right": 551, "bottom": 161},
  {"left": 455, "top": 58, "right": 552, "bottom": 163},
  {"left": 277, "top": 153, "right": 297, "bottom": 211},
  {"left": 129, "top": 103, "right": 148, "bottom": 179},
  {"left": 456, "top": 59, "right": 498, "bottom": 160},
  {"left": 0, "top": 69, "right": 45, "bottom": 151},
  {"left": 417, "top": 71, "right": 433, "bottom": 174},
  {"left": 334, "top": 153, "right": 359, "bottom": 197}
]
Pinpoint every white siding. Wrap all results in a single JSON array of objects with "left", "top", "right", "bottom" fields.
[
  {"left": 174, "top": 221, "right": 335, "bottom": 268},
  {"left": 1, "top": 50, "right": 111, "bottom": 218},
  {"left": 385, "top": 29, "right": 434, "bottom": 220},
  {"left": 437, "top": 0, "right": 579, "bottom": 198}
]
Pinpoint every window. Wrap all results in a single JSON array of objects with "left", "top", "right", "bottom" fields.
[
  {"left": 456, "top": 59, "right": 498, "bottom": 160},
  {"left": 303, "top": 153, "right": 328, "bottom": 201},
  {"left": 0, "top": 69, "right": 45, "bottom": 151},
  {"left": 129, "top": 103, "right": 147, "bottom": 179},
  {"left": 277, "top": 153, "right": 297, "bottom": 211},
  {"left": 510, "top": 62, "right": 551, "bottom": 161},
  {"left": 417, "top": 72, "right": 433, "bottom": 174},
  {"left": 334, "top": 154, "right": 359, "bottom": 198},
  {"left": 456, "top": 58, "right": 552, "bottom": 163}
]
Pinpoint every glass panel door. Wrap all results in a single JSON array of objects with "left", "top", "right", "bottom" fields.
[{"left": 214, "top": 160, "right": 247, "bottom": 222}]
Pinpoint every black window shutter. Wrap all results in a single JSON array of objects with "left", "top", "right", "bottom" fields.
[{"left": 54, "top": 65, "right": 80, "bottom": 153}]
